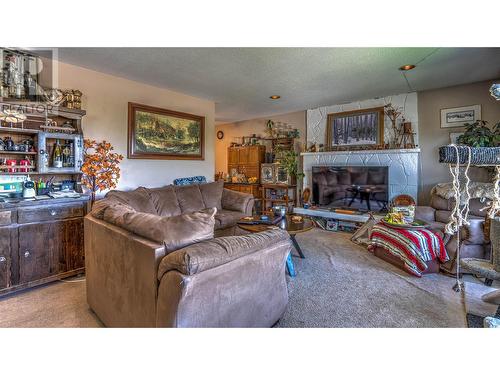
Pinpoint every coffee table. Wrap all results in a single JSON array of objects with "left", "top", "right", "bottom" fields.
[{"left": 237, "top": 215, "right": 314, "bottom": 276}]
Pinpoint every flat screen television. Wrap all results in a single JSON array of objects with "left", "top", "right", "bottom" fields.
[{"left": 311, "top": 166, "right": 389, "bottom": 212}]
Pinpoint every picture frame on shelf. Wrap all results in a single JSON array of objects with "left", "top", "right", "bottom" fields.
[
  {"left": 449, "top": 132, "right": 464, "bottom": 144},
  {"left": 127, "top": 102, "right": 204, "bottom": 160},
  {"left": 261, "top": 163, "right": 276, "bottom": 184},
  {"left": 275, "top": 164, "right": 291, "bottom": 185},
  {"left": 440, "top": 105, "right": 481, "bottom": 128},
  {"left": 326, "top": 107, "right": 385, "bottom": 149}
]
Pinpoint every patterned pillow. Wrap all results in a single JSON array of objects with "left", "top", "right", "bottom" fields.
[{"left": 173, "top": 176, "right": 207, "bottom": 186}]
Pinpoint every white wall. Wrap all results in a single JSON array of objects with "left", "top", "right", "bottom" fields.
[
  {"left": 48, "top": 61, "right": 215, "bottom": 191},
  {"left": 306, "top": 92, "right": 419, "bottom": 147}
]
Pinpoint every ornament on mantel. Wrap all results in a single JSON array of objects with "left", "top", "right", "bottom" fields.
[{"left": 384, "top": 104, "right": 403, "bottom": 149}]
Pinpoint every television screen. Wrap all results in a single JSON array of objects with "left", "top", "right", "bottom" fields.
[{"left": 311, "top": 166, "right": 388, "bottom": 212}]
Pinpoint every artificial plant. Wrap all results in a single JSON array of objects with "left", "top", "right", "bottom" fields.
[
  {"left": 456, "top": 120, "right": 500, "bottom": 147},
  {"left": 275, "top": 148, "right": 305, "bottom": 180},
  {"left": 81, "top": 139, "right": 123, "bottom": 206}
]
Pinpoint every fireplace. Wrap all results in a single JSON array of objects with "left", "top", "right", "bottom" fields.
[{"left": 312, "top": 166, "right": 389, "bottom": 212}]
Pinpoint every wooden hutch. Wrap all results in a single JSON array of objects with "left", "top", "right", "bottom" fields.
[
  {"left": 0, "top": 101, "right": 89, "bottom": 297},
  {"left": 224, "top": 145, "right": 265, "bottom": 204},
  {"left": 223, "top": 136, "right": 298, "bottom": 214}
]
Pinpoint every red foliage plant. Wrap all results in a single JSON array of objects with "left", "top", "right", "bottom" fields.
[{"left": 81, "top": 139, "right": 123, "bottom": 205}]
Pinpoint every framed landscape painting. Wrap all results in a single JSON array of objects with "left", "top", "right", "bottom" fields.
[
  {"left": 326, "top": 106, "right": 384, "bottom": 149},
  {"left": 440, "top": 104, "right": 481, "bottom": 128},
  {"left": 128, "top": 102, "right": 204, "bottom": 160}
]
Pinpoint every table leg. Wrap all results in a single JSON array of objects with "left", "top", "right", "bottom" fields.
[
  {"left": 290, "top": 234, "right": 305, "bottom": 258},
  {"left": 286, "top": 253, "right": 296, "bottom": 277}
]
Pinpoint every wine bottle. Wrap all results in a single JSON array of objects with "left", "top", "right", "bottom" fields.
[{"left": 53, "top": 139, "right": 63, "bottom": 168}]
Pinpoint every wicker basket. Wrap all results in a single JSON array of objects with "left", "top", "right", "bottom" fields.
[{"left": 439, "top": 145, "right": 500, "bottom": 165}]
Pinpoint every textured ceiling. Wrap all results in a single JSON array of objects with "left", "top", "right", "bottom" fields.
[{"left": 56, "top": 48, "right": 500, "bottom": 123}]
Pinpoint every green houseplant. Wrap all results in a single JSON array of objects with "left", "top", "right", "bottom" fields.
[
  {"left": 276, "top": 149, "right": 305, "bottom": 183},
  {"left": 457, "top": 120, "right": 500, "bottom": 147}
]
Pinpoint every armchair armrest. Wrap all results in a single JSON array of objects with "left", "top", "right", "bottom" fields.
[
  {"left": 221, "top": 188, "right": 254, "bottom": 214},
  {"left": 415, "top": 206, "right": 436, "bottom": 223},
  {"left": 157, "top": 229, "right": 290, "bottom": 279}
]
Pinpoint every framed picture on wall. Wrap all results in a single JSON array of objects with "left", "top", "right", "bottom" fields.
[
  {"left": 440, "top": 105, "right": 481, "bottom": 128},
  {"left": 326, "top": 107, "right": 385, "bottom": 149},
  {"left": 127, "top": 102, "right": 205, "bottom": 160},
  {"left": 449, "top": 132, "right": 464, "bottom": 144}
]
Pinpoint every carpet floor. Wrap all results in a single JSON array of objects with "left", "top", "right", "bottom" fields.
[
  {"left": 277, "top": 229, "right": 466, "bottom": 327},
  {"left": 0, "top": 229, "right": 469, "bottom": 328}
]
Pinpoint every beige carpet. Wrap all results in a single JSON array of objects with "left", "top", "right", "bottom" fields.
[
  {"left": 0, "top": 229, "right": 476, "bottom": 328},
  {"left": 277, "top": 229, "right": 467, "bottom": 327},
  {"left": 0, "top": 277, "right": 102, "bottom": 328}
]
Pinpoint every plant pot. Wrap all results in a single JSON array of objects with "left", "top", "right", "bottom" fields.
[{"left": 439, "top": 145, "right": 500, "bottom": 165}]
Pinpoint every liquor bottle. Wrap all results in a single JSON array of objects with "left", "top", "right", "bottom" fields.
[
  {"left": 53, "top": 140, "right": 63, "bottom": 168},
  {"left": 62, "top": 141, "right": 71, "bottom": 167}
]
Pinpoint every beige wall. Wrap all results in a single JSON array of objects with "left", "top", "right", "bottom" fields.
[
  {"left": 418, "top": 79, "right": 500, "bottom": 204},
  {"left": 215, "top": 111, "right": 306, "bottom": 174},
  {"left": 48, "top": 61, "right": 215, "bottom": 191}
]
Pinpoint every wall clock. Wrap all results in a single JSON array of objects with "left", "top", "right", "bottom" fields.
[{"left": 217, "top": 130, "right": 224, "bottom": 140}]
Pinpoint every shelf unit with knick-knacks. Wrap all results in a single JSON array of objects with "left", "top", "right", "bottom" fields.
[{"left": 0, "top": 101, "right": 89, "bottom": 297}]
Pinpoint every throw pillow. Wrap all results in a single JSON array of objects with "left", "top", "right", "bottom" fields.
[
  {"left": 105, "top": 187, "right": 157, "bottom": 214},
  {"left": 199, "top": 180, "right": 224, "bottom": 210},
  {"left": 103, "top": 206, "right": 217, "bottom": 252}
]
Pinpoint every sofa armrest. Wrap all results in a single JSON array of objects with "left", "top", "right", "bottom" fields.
[
  {"left": 415, "top": 206, "right": 436, "bottom": 222},
  {"left": 221, "top": 188, "right": 254, "bottom": 214},
  {"left": 158, "top": 229, "right": 290, "bottom": 279},
  {"left": 85, "top": 215, "right": 166, "bottom": 327}
]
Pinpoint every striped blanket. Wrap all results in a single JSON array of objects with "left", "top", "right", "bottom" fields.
[{"left": 369, "top": 222, "right": 449, "bottom": 277}]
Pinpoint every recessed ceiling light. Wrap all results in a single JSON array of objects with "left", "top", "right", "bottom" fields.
[
  {"left": 269, "top": 95, "right": 281, "bottom": 100},
  {"left": 399, "top": 64, "right": 416, "bottom": 71}
]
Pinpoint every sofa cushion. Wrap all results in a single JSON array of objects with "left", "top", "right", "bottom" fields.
[
  {"left": 148, "top": 185, "right": 182, "bottom": 217},
  {"left": 103, "top": 206, "right": 216, "bottom": 252},
  {"left": 215, "top": 209, "right": 245, "bottom": 230},
  {"left": 174, "top": 184, "right": 206, "bottom": 213},
  {"left": 157, "top": 229, "right": 290, "bottom": 278},
  {"left": 105, "top": 187, "right": 157, "bottom": 214},
  {"left": 199, "top": 180, "right": 224, "bottom": 211}
]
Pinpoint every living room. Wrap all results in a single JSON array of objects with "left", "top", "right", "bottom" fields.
[{"left": 2, "top": 1, "right": 499, "bottom": 374}]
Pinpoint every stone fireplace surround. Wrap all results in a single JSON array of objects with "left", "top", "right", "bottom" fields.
[{"left": 301, "top": 148, "right": 420, "bottom": 203}]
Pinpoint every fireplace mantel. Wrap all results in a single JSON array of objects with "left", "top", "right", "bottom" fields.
[
  {"left": 301, "top": 148, "right": 421, "bottom": 203},
  {"left": 301, "top": 148, "right": 420, "bottom": 157}
]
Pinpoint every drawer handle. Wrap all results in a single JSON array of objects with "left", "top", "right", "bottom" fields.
[
  {"left": 0, "top": 256, "right": 6, "bottom": 262},
  {"left": 50, "top": 210, "right": 57, "bottom": 216},
  {"left": 24, "top": 251, "right": 30, "bottom": 258}
]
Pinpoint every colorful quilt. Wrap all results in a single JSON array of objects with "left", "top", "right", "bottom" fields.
[{"left": 369, "top": 222, "right": 449, "bottom": 277}]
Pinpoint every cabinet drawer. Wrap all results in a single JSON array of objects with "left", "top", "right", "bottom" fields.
[
  {"left": 0, "top": 210, "right": 13, "bottom": 226},
  {"left": 18, "top": 203, "right": 84, "bottom": 224}
]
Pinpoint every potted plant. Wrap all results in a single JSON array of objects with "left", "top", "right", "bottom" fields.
[
  {"left": 276, "top": 148, "right": 305, "bottom": 184},
  {"left": 457, "top": 120, "right": 500, "bottom": 147}
]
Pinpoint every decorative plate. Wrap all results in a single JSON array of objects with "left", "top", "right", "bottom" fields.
[{"left": 381, "top": 218, "right": 429, "bottom": 229}]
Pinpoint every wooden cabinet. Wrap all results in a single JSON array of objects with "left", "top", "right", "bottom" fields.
[
  {"left": 227, "top": 145, "right": 265, "bottom": 181},
  {"left": 0, "top": 227, "right": 14, "bottom": 289},
  {"left": 0, "top": 198, "right": 89, "bottom": 297},
  {"left": 19, "top": 222, "right": 61, "bottom": 283},
  {"left": 228, "top": 148, "right": 239, "bottom": 164}
]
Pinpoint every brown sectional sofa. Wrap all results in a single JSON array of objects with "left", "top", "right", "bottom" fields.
[
  {"left": 84, "top": 181, "right": 293, "bottom": 327},
  {"left": 415, "top": 192, "right": 490, "bottom": 274}
]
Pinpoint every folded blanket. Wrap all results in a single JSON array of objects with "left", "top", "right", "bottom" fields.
[{"left": 369, "top": 222, "right": 449, "bottom": 277}]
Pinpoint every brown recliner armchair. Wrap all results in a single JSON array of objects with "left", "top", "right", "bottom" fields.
[{"left": 415, "top": 192, "right": 490, "bottom": 274}]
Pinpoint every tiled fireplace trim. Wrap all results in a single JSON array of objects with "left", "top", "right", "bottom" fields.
[{"left": 301, "top": 148, "right": 420, "bottom": 203}]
